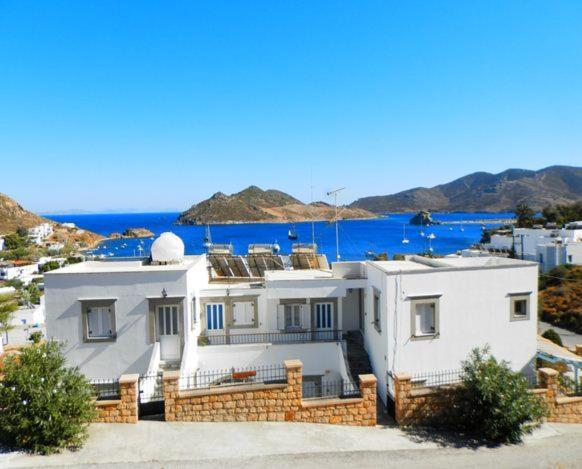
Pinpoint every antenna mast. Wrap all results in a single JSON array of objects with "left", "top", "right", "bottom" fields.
[{"left": 326, "top": 187, "right": 345, "bottom": 262}]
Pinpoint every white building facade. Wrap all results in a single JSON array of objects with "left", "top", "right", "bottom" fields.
[{"left": 45, "top": 233, "right": 538, "bottom": 405}]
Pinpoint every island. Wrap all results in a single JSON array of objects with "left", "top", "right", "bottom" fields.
[
  {"left": 108, "top": 228, "right": 154, "bottom": 239},
  {"left": 176, "top": 186, "right": 377, "bottom": 225}
]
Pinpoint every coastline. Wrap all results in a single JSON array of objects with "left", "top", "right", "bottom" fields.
[{"left": 174, "top": 215, "right": 380, "bottom": 226}]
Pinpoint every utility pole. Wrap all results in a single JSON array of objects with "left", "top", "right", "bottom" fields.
[{"left": 326, "top": 187, "right": 345, "bottom": 262}]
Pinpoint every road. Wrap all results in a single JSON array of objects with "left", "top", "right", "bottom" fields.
[{"left": 2, "top": 421, "right": 582, "bottom": 468}]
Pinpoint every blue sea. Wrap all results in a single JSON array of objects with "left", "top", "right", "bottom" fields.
[{"left": 43, "top": 212, "right": 513, "bottom": 261}]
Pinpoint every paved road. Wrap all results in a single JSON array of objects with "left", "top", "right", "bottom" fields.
[
  {"left": 2, "top": 421, "right": 582, "bottom": 468},
  {"left": 539, "top": 321, "right": 582, "bottom": 349}
]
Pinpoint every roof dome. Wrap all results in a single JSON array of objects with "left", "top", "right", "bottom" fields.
[{"left": 151, "top": 232, "right": 185, "bottom": 264}]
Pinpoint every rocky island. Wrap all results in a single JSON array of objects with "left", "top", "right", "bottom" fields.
[
  {"left": 176, "top": 186, "right": 377, "bottom": 225},
  {"left": 409, "top": 210, "right": 441, "bottom": 226},
  {"left": 108, "top": 228, "right": 154, "bottom": 239}
]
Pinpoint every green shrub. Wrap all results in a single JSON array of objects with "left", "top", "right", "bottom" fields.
[
  {"left": 28, "top": 330, "right": 43, "bottom": 344},
  {"left": 39, "top": 260, "right": 61, "bottom": 273},
  {"left": 0, "top": 341, "right": 96, "bottom": 454},
  {"left": 541, "top": 329, "right": 563, "bottom": 347},
  {"left": 448, "top": 347, "right": 546, "bottom": 444}
]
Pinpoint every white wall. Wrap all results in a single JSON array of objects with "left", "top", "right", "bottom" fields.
[
  {"left": 45, "top": 269, "right": 190, "bottom": 379},
  {"left": 196, "top": 341, "right": 350, "bottom": 381}
]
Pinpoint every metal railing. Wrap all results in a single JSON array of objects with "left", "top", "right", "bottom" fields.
[
  {"left": 411, "top": 369, "right": 463, "bottom": 389},
  {"left": 180, "top": 364, "right": 287, "bottom": 390},
  {"left": 302, "top": 378, "right": 360, "bottom": 399},
  {"left": 411, "top": 368, "right": 541, "bottom": 390},
  {"left": 199, "top": 330, "right": 343, "bottom": 346},
  {"left": 90, "top": 378, "right": 121, "bottom": 400}
]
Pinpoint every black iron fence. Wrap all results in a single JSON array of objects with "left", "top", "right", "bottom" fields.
[
  {"left": 199, "top": 330, "right": 343, "bottom": 346},
  {"left": 180, "top": 364, "right": 287, "bottom": 390},
  {"left": 302, "top": 378, "right": 360, "bottom": 399},
  {"left": 90, "top": 378, "right": 120, "bottom": 400}
]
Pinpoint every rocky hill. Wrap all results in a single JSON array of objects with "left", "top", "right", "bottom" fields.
[
  {"left": 0, "top": 193, "right": 48, "bottom": 234},
  {"left": 350, "top": 166, "right": 582, "bottom": 213},
  {"left": 176, "top": 186, "right": 377, "bottom": 225}
]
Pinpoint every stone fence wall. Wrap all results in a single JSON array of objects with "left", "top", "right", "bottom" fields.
[
  {"left": 163, "top": 360, "right": 377, "bottom": 426},
  {"left": 93, "top": 374, "right": 138, "bottom": 423},
  {"left": 392, "top": 368, "right": 582, "bottom": 426}
]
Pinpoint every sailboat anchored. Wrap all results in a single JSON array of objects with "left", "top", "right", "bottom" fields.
[
  {"left": 288, "top": 224, "right": 298, "bottom": 240},
  {"left": 203, "top": 224, "right": 213, "bottom": 248},
  {"left": 402, "top": 224, "right": 410, "bottom": 244}
]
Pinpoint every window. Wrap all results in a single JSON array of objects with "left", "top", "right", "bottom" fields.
[
  {"left": 539, "top": 253, "right": 544, "bottom": 264},
  {"left": 410, "top": 297, "right": 439, "bottom": 339},
  {"left": 206, "top": 303, "right": 224, "bottom": 330},
  {"left": 568, "top": 255, "right": 573, "bottom": 264},
  {"left": 83, "top": 301, "right": 116, "bottom": 341},
  {"left": 315, "top": 303, "right": 333, "bottom": 330},
  {"left": 232, "top": 301, "right": 255, "bottom": 327},
  {"left": 284, "top": 304, "right": 302, "bottom": 329},
  {"left": 372, "top": 289, "right": 381, "bottom": 332},
  {"left": 510, "top": 294, "right": 530, "bottom": 321}
]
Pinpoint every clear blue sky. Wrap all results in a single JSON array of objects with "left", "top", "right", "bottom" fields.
[{"left": 1, "top": 1, "right": 581, "bottom": 213}]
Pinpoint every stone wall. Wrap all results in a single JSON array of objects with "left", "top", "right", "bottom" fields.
[
  {"left": 93, "top": 374, "right": 139, "bottom": 423},
  {"left": 164, "top": 360, "right": 377, "bottom": 426},
  {"left": 393, "top": 368, "right": 582, "bottom": 426},
  {"left": 393, "top": 373, "right": 454, "bottom": 425},
  {"left": 538, "top": 368, "right": 582, "bottom": 424}
]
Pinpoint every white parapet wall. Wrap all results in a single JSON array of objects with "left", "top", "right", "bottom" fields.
[{"left": 196, "top": 341, "right": 351, "bottom": 381}]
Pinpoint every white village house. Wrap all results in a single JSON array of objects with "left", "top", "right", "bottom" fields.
[
  {"left": 45, "top": 232, "right": 538, "bottom": 406},
  {"left": 485, "top": 222, "right": 582, "bottom": 272}
]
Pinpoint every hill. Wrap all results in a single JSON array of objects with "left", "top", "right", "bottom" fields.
[
  {"left": 539, "top": 265, "right": 582, "bottom": 334},
  {"left": 0, "top": 193, "right": 48, "bottom": 234},
  {"left": 350, "top": 166, "right": 582, "bottom": 213},
  {"left": 176, "top": 186, "right": 377, "bottom": 225}
]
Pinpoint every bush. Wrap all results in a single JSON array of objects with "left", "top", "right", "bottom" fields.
[
  {"left": 39, "top": 260, "right": 61, "bottom": 273},
  {"left": 448, "top": 347, "right": 546, "bottom": 444},
  {"left": 541, "top": 329, "right": 563, "bottom": 347},
  {"left": 0, "top": 341, "right": 96, "bottom": 454},
  {"left": 28, "top": 330, "right": 43, "bottom": 344}
]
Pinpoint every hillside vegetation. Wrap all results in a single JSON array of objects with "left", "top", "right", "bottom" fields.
[
  {"left": 539, "top": 265, "right": 582, "bottom": 334},
  {"left": 350, "top": 165, "right": 582, "bottom": 213},
  {"left": 0, "top": 193, "right": 48, "bottom": 234}
]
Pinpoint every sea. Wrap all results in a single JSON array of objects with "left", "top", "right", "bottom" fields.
[{"left": 43, "top": 212, "right": 513, "bottom": 262}]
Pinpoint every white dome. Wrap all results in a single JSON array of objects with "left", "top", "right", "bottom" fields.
[{"left": 151, "top": 232, "right": 185, "bottom": 264}]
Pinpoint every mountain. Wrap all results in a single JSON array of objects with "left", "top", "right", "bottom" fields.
[
  {"left": 350, "top": 166, "right": 582, "bottom": 213},
  {"left": 176, "top": 186, "right": 377, "bottom": 225},
  {"left": 0, "top": 193, "right": 49, "bottom": 234}
]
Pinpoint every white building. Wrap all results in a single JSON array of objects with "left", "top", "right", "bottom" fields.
[
  {"left": 0, "top": 262, "right": 39, "bottom": 284},
  {"left": 0, "top": 237, "right": 4, "bottom": 251},
  {"left": 485, "top": 222, "right": 582, "bottom": 272},
  {"left": 27, "top": 223, "right": 54, "bottom": 245},
  {"left": 45, "top": 233, "right": 538, "bottom": 406}
]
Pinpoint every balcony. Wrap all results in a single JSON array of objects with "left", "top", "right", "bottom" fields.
[{"left": 198, "top": 329, "right": 343, "bottom": 346}]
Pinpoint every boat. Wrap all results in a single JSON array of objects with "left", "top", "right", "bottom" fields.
[
  {"left": 419, "top": 218, "right": 425, "bottom": 237},
  {"left": 203, "top": 224, "right": 213, "bottom": 248},
  {"left": 402, "top": 224, "right": 409, "bottom": 244},
  {"left": 365, "top": 250, "right": 377, "bottom": 260},
  {"left": 460, "top": 223, "right": 465, "bottom": 232},
  {"left": 273, "top": 242, "right": 281, "bottom": 254},
  {"left": 288, "top": 225, "right": 298, "bottom": 240},
  {"left": 427, "top": 233, "right": 436, "bottom": 240}
]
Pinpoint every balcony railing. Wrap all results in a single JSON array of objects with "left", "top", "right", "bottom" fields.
[
  {"left": 180, "top": 364, "right": 287, "bottom": 390},
  {"left": 198, "top": 330, "right": 343, "bottom": 346}
]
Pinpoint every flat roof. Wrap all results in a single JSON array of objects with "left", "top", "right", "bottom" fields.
[
  {"left": 46, "top": 255, "right": 204, "bottom": 274},
  {"left": 265, "top": 269, "right": 333, "bottom": 281},
  {"left": 369, "top": 255, "right": 536, "bottom": 274}
]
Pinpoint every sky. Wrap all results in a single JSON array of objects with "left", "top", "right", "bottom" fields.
[{"left": 1, "top": 1, "right": 581, "bottom": 213}]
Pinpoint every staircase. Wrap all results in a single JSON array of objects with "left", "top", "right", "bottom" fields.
[
  {"left": 346, "top": 330, "right": 392, "bottom": 424},
  {"left": 346, "top": 331, "right": 373, "bottom": 378}
]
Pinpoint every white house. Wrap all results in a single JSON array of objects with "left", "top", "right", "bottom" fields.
[
  {"left": 27, "top": 223, "right": 54, "bottom": 245},
  {"left": 45, "top": 232, "right": 538, "bottom": 406},
  {"left": 0, "top": 262, "right": 39, "bottom": 284},
  {"left": 0, "top": 237, "right": 5, "bottom": 251},
  {"left": 485, "top": 222, "right": 582, "bottom": 272}
]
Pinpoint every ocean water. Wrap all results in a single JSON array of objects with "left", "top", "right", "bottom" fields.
[{"left": 44, "top": 212, "right": 513, "bottom": 261}]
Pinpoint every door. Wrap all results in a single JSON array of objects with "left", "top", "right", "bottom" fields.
[
  {"left": 315, "top": 303, "right": 333, "bottom": 330},
  {"left": 157, "top": 305, "right": 180, "bottom": 361}
]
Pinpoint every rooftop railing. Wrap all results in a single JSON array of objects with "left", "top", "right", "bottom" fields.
[{"left": 198, "top": 330, "right": 343, "bottom": 346}]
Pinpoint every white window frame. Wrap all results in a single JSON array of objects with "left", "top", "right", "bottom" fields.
[
  {"left": 315, "top": 302, "right": 333, "bottom": 330},
  {"left": 284, "top": 304, "right": 303, "bottom": 330},
  {"left": 509, "top": 293, "right": 531, "bottom": 322},
  {"left": 205, "top": 303, "right": 225, "bottom": 331},
  {"left": 410, "top": 296, "right": 440, "bottom": 340}
]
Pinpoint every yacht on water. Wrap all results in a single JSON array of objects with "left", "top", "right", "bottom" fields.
[
  {"left": 402, "top": 224, "right": 410, "bottom": 244},
  {"left": 288, "top": 225, "right": 298, "bottom": 240},
  {"left": 203, "top": 224, "right": 213, "bottom": 248}
]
